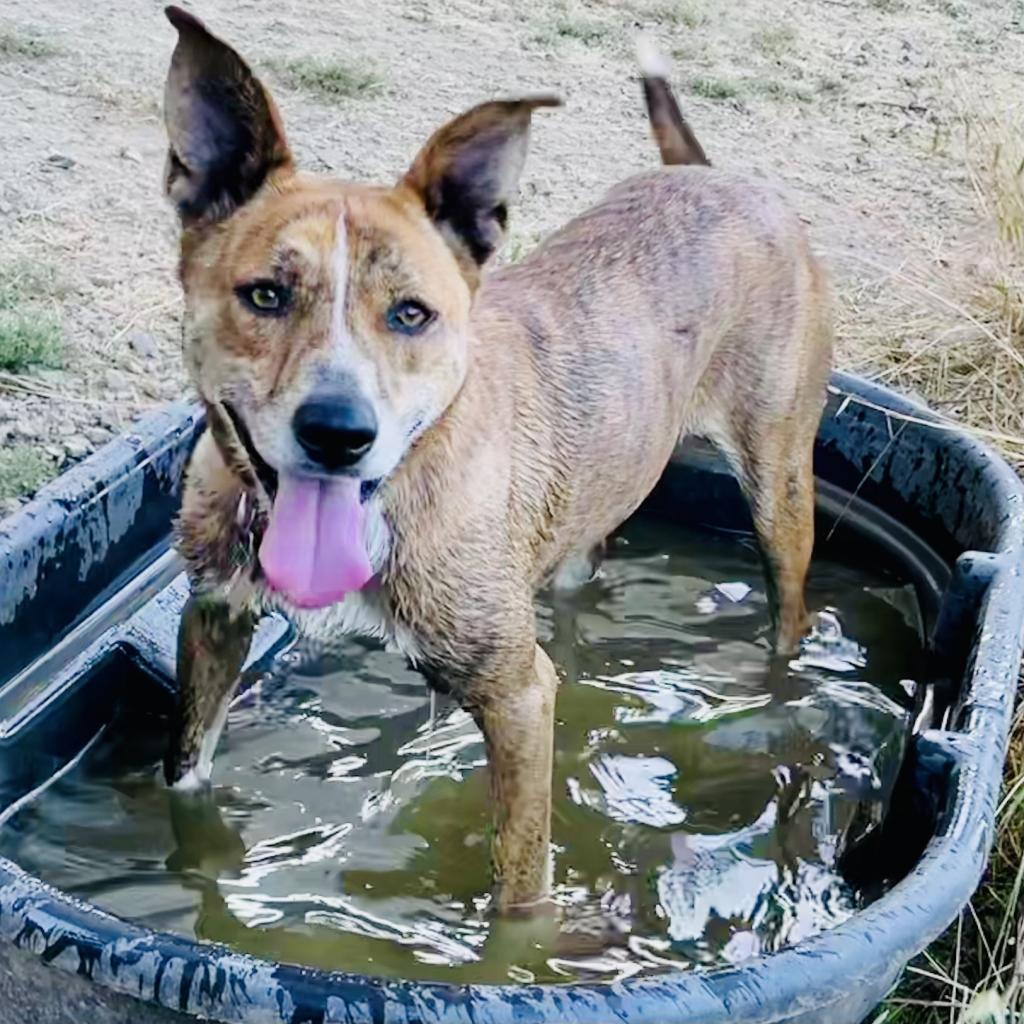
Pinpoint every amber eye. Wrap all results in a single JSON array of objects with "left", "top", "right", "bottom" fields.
[
  {"left": 386, "top": 299, "right": 435, "bottom": 336},
  {"left": 235, "top": 280, "right": 291, "bottom": 317}
]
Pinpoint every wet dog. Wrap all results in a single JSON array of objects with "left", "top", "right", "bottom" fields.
[{"left": 161, "top": 8, "right": 832, "bottom": 912}]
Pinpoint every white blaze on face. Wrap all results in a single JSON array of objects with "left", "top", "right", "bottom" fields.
[
  {"left": 326, "top": 208, "right": 406, "bottom": 481},
  {"left": 327, "top": 210, "right": 381, "bottom": 433},
  {"left": 330, "top": 211, "right": 350, "bottom": 358},
  {"left": 327, "top": 211, "right": 383, "bottom": 409}
]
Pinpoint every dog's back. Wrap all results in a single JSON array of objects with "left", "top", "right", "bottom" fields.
[{"left": 443, "top": 61, "right": 831, "bottom": 612}]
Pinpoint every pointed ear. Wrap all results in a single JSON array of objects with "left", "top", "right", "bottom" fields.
[
  {"left": 163, "top": 5, "right": 293, "bottom": 224},
  {"left": 402, "top": 96, "right": 561, "bottom": 272}
]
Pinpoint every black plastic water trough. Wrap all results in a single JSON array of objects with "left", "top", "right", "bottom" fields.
[{"left": 0, "top": 371, "right": 1021, "bottom": 1024}]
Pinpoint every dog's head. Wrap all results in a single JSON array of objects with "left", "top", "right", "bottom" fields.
[{"left": 162, "top": 7, "right": 557, "bottom": 607}]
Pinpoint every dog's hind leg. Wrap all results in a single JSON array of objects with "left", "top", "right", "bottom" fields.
[
  {"left": 550, "top": 540, "right": 605, "bottom": 592},
  {"left": 711, "top": 409, "right": 818, "bottom": 656},
  {"left": 707, "top": 272, "right": 831, "bottom": 655},
  {"left": 747, "top": 432, "right": 816, "bottom": 656}
]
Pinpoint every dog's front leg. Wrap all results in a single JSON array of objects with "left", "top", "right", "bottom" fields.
[
  {"left": 164, "top": 594, "right": 254, "bottom": 791},
  {"left": 473, "top": 644, "right": 558, "bottom": 914}
]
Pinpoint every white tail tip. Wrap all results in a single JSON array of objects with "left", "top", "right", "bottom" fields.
[{"left": 635, "top": 34, "right": 673, "bottom": 79}]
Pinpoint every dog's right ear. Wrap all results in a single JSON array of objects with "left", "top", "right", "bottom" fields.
[{"left": 163, "top": 6, "right": 293, "bottom": 225}]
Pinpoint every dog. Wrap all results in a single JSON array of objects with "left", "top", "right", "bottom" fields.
[{"left": 161, "top": 7, "right": 832, "bottom": 914}]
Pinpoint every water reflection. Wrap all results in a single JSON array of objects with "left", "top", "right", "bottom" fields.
[{"left": 0, "top": 516, "right": 924, "bottom": 983}]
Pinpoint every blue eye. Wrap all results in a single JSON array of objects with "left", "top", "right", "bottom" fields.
[
  {"left": 236, "top": 280, "right": 291, "bottom": 316},
  {"left": 386, "top": 299, "right": 435, "bottom": 335}
]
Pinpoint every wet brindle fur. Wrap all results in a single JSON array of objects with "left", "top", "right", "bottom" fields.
[{"left": 163, "top": 9, "right": 832, "bottom": 912}]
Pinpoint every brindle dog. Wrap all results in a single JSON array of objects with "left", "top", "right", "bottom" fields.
[{"left": 161, "top": 8, "right": 832, "bottom": 913}]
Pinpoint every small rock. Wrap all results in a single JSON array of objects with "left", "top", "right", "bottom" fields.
[
  {"left": 64, "top": 435, "right": 91, "bottom": 460},
  {"left": 84, "top": 427, "right": 110, "bottom": 447},
  {"left": 104, "top": 368, "right": 129, "bottom": 390},
  {"left": 119, "top": 147, "right": 143, "bottom": 164},
  {"left": 46, "top": 153, "right": 75, "bottom": 170},
  {"left": 44, "top": 445, "right": 64, "bottom": 460},
  {"left": 13, "top": 419, "right": 36, "bottom": 440},
  {"left": 128, "top": 331, "right": 159, "bottom": 359}
]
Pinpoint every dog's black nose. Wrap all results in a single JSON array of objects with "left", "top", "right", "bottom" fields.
[{"left": 293, "top": 396, "right": 377, "bottom": 470}]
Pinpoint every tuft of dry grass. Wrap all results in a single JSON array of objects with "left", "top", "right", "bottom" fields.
[
  {"left": 750, "top": 77, "right": 813, "bottom": 103},
  {"left": 530, "top": 14, "right": 612, "bottom": 48},
  {"left": 270, "top": 56, "right": 384, "bottom": 100},
  {"left": 0, "top": 445, "right": 54, "bottom": 501},
  {"left": 0, "top": 261, "right": 64, "bottom": 373},
  {"left": 648, "top": 0, "right": 706, "bottom": 29},
  {"left": 840, "top": 104, "right": 1024, "bottom": 471},
  {"left": 754, "top": 23, "right": 798, "bottom": 58},
  {"left": 0, "top": 30, "right": 60, "bottom": 61},
  {"left": 689, "top": 75, "right": 740, "bottom": 100},
  {"left": 0, "top": 313, "right": 63, "bottom": 373}
]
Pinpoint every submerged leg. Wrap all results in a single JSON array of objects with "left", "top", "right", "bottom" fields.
[
  {"left": 472, "top": 643, "right": 558, "bottom": 914},
  {"left": 747, "top": 445, "right": 815, "bottom": 656},
  {"left": 715, "top": 421, "right": 817, "bottom": 656},
  {"left": 167, "top": 789, "right": 246, "bottom": 877},
  {"left": 164, "top": 594, "right": 254, "bottom": 790}
]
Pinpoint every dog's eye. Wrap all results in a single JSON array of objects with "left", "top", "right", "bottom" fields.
[
  {"left": 386, "top": 299, "right": 435, "bottom": 336},
  {"left": 236, "top": 281, "right": 290, "bottom": 317}
]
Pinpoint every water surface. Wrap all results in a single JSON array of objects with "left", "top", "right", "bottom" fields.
[{"left": 0, "top": 517, "right": 923, "bottom": 983}]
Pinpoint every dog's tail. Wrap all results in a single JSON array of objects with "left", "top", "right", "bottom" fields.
[{"left": 636, "top": 35, "right": 709, "bottom": 167}]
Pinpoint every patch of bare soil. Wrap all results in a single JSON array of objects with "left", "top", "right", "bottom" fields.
[{"left": 0, "top": 0, "right": 1022, "bottom": 513}]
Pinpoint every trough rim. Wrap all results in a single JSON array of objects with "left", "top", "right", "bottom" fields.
[{"left": 0, "top": 370, "right": 1021, "bottom": 1024}]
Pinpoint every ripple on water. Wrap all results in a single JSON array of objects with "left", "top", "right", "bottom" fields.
[{"left": 0, "top": 516, "right": 923, "bottom": 984}]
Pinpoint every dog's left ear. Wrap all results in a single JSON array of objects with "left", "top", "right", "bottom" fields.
[{"left": 402, "top": 96, "right": 561, "bottom": 276}]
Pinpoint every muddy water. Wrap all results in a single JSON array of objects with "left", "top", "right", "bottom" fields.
[{"left": 0, "top": 517, "right": 924, "bottom": 984}]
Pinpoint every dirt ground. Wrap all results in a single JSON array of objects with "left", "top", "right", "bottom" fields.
[{"left": 0, "top": 0, "right": 1022, "bottom": 514}]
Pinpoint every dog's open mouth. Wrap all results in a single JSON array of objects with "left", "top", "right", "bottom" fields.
[
  {"left": 222, "top": 402, "right": 278, "bottom": 500},
  {"left": 221, "top": 402, "right": 375, "bottom": 609}
]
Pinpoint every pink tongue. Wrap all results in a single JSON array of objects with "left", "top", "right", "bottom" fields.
[{"left": 258, "top": 474, "right": 373, "bottom": 608}]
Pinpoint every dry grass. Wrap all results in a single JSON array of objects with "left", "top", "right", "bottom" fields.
[
  {"left": 0, "top": 30, "right": 60, "bottom": 61},
  {"left": 0, "top": 261, "right": 64, "bottom": 373},
  {"left": 857, "top": 102, "right": 1024, "bottom": 1022},
  {"left": 840, "top": 104, "right": 1024, "bottom": 471},
  {"left": 688, "top": 75, "right": 741, "bottom": 101},
  {"left": 270, "top": 56, "right": 384, "bottom": 100},
  {"left": 754, "top": 23, "right": 798, "bottom": 58},
  {"left": 530, "top": 14, "right": 612, "bottom": 48},
  {"left": 647, "top": 0, "right": 706, "bottom": 29},
  {"left": 0, "top": 445, "right": 54, "bottom": 501}
]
